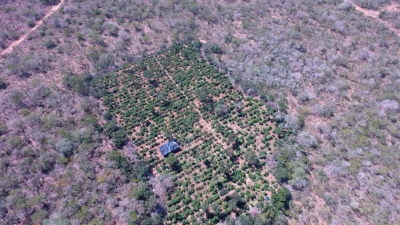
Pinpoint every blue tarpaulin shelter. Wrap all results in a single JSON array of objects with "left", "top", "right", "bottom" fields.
[{"left": 159, "top": 140, "right": 180, "bottom": 156}]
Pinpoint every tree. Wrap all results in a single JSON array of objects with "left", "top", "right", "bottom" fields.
[
  {"left": 214, "top": 103, "right": 229, "bottom": 117},
  {"left": 225, "top": 216, "right": 235, "bottom": 225},
  {"left": 10, "top": 91, "right": 24, "bottom": 107},
  {"left": 219, "top": 162, "right": 230, "bottom": 175},
  {"left": 143, "top": 70, "right": 154, "bottom": 80},
  {"left": 297, "top": 131, "right": 318, "bottom": 149},
  {"left": 103, "top": 111, "right": 113, "bottom": 121},
  {"left": 272, "top": 187, "right": 291, "bottom": 210},
  {"left": 157, "top": 91, "right": 169, "bottom": 106},
  {"left": 238, "top": 215, "right": 252, "bottom": 225},
  {"left": 244, "top": 150, "right": 259, "bottom": 167},
  {"left": 38, "top": 154, "right": 55, "bottom": 173},
  {"left": 211, "top": 202, "right": 220, "bottom": 216},
  {"left": 274, "top": 167, "right": 289, "bottom": 183},
  {"left": 319, "top": 106, "right": 334, "bottom": 118},
  {"left": 204, "top": 43, "right": 224, "bottom": 54},
  {"left": 104, "top": 121, "right": 119, "bottom": 136},
  {"left": 274, "top": 211, "right": 289, "bottom": 225},
  {"left": 225, "top": 146, "right": 235, "bottom": 158},
  {"left": 201, "top": 204, "right": 209, "bottom": 214},
  {"left": 195, "top": 87, "right": 212, "bottom": 103},
  {"left": 150, "top": 214, "right": 162, "bottom": 225},
  {"left": 63, "top": 74, "right": 91, "bottom": 96},
  {"left": 211, "top": 40, "right": 224, "bottom": 52},
  {"left": 0, "top": 77, "right": 8, "bottom": 89},
  {"left": 132, "top": 161, "right": 149, "bottom": 180},
  {"left": 56, "top": 138, "right": 73, "bottom": 157},
  {"left": 44, "top": 38, "right": 57, "bottom": 49},
  {"left": 0, "top": 123, "right": 7, "bottom": 135},
  {"left": 227, "top": 133, "right": 237, "bottom": 144},
  {"left": 132, "top": 181, "right": 151, "bottom": 200},
  {"left": 166, "top": 154, "right": 179, "bottom": 171},
  {"left": 111, "top": 129, "right": 128, "bottom": 149}
]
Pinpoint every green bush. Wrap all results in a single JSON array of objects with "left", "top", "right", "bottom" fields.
[
  {"left": 0, "top": 77, "right": 8, "bottom": 89},
  {"left": 44, "top": 38, "right": 57, "bottom": 49},
  {"left": 55, "top": 138, "right": 73, "bottom": 157},
  {"left": 274, "top": 167, "right": 289, "bottom": 183},
  {"left": 244, "top": 150, "right": 259, "bottom": 167},
  {"left": 166, "top": 154, "right": 180, "bottom": 170},
  {"left": 111, "top": 129, "right": 127, "bottom": 149},
  {"left": 272, "top": 187, "right": 291, "bottom": 210}
]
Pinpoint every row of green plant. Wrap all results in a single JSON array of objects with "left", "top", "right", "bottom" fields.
[{"left": 92, "top": 41, "right": 292, "bottom": 224}]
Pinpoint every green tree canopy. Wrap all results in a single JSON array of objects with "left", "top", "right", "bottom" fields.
[
  {"left": 272, "top": 187, "right": 291, "bottom": 211},
  {"left": 143, "top": 70, "right": 154, "bottom": 80},
  {"left": 55, "top": 138, "right": 73, "bottom": 157},
  {"left": 111, "top": 129, "right": 128, "bottom": 149},
  {"left": 244, "top": 150, "right": 259, "bottom": 167},
  {"left": 274, "top": 167, "right": 289, "bottom": 183},
  {"left": 166, "top": 154, "right": 179, "bottom": 170},
  {"left": 132, "top": 181, "right": 151, "bottom": 200},
  {"left": 195, "top": 87, "right": 212, "bottom": 103}
]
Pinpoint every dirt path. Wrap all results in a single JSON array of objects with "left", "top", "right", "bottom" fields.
[
  {"left": 348, "top": 1, "right": 400, "bottom": 37},
  {"left": 156, "top": 60, "right": 188, "bottom": 99},
  {"left": 0, "top": 0, "right": 65, "bottom": 58}
]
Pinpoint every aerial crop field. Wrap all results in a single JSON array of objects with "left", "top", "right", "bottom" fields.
[{"left": 91, "top": 42, "right": 291, "bottom": 224}]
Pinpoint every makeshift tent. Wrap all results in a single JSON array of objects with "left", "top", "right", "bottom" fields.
[{"left": 159, "top": 140, "right": 180, "bottom": 156}]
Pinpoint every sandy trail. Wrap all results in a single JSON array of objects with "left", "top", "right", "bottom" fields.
[
  {"left": 347, "top": 1, "right": 400, "bottom": 37},
  {"left": 0, "top": 0, "right": 65, "bottom": 58}
]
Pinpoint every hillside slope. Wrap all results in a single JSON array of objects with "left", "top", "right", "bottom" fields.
[{"left": 0, "top": 0, "right": 399, "bottom": 224}]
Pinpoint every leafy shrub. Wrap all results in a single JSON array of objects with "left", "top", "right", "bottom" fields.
[
  {"left": 272, "top": 187, "right": 291, "bottom": 210},
  {"left": 274, "top": 167, "right": 289, "bottom": 183},
  {"left": 55, "top": 138, "right": 73, "bottom": 157},
  {"left": 0, "top": 77, "right": 8, "bottom": 89},
  {"left": 103, "top": 111, "right": 113, "bottom": 120},
  {"left": 27, "top": 21, "right": 36, "bottom": 28},
  {"left": 323, "top": 194, "right": 338, "bottom": 207},
  {"left": 166, "top": 154, "right": 180, "bottom": 171},
  {"left": 57, "top": 156, "right": 69, "bottom": 164},
  {"left": 44, "top": 38, "right": 57, "bottom": 49},
  {"left": 111, "top": 129, "right": 127, "bottom": 149},
  {"left": 63, "top": 73, "right": 92, "bottom": 96},
  {"left": 355, "top": 0, "right": 390, "bottom": 10},
  {"left": 244, "top": 150, "right": 259, "bottom": 167},
  {"left": 132, "top": 181, "right": 151, "bottom": 200}
]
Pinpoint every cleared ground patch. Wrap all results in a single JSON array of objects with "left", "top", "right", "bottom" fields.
[{"left": 91, "top": 42, "right": 291, "bottom": 224}]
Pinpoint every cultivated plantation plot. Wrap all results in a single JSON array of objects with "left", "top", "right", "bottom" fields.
[{"left": 91, "top": 42, "right": 291, "bottom": 224}]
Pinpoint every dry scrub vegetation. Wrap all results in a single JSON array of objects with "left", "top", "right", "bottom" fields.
[
  {"left": 0, "top": 0, "right": 399, "bottom": 224},
  {"left": 0, "top": 0, "right": 60, "bottom": 51}
]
